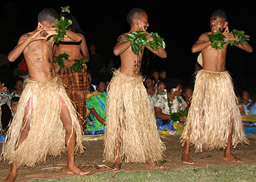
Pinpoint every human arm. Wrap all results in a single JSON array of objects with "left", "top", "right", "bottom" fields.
[
  {"left": 113, "top": 34, "right": 131, "bottom": 56},
  {"left": 62, "top": 30, "right": 82, "bottom": 42},
  {"left": 8, "top": 23, "right": 56, "bottom": 62},
  {"left": 90, "top": 108, "right": 105, "bottom": 125},
  {"left": 191, "top": 33, "right": 212, "bottom": 53},
  {"left": 223, "top": 27, "right": 253, "bottom": 53},
  {"left": 79, "top": 33, "right": 90, "bottom": 60},
  {"left": 154, "top": 107, "right": 170, "bottom": 120}
]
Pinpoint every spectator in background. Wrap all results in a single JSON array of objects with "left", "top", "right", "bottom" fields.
[
  {"left": 241, "top": 89, "right": 254, "bottom": 114},
  {"left": 154, "top": 78, "right": 186, "bottom": 134},
  {"left": 144, "top": 75, "right": 157, "bottom": 109},
  {"left": 151, "top": 69, "right": 160, "bottom": 89},
  {"left": 182, "top": 86, "right": 193, "bottom": 109},
  {"left": 159, "top": 69, "right": 167, "bottom": 81},
  {"left": 88, "top": 43, "right": 105, "bottom": 79},
  {"left": 10, "top": 77, "right": 24, "bottom": 98},
  {"left": 0, "top": 77, "right": 11, "bottom": 107},
  {"left": 85, "top": 78, "right": 107, "bottom": 135}
]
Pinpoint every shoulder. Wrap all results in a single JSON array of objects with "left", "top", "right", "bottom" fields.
[
  {"left": 198, "top": 32, "right": 210, "bottom": 41},
  {"left": 117, "top": 33, "right": 128, "bottom": 41}
]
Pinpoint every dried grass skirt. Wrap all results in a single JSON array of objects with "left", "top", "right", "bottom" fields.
[
  {"left": 1, "top": 77, "right": 84, "bottom": 167},
  {"left": 181, "top": 70, "right": 248, "bottom": 152},
  {"left": 104, "top": 70, "right": 165, "bottom": 163}
]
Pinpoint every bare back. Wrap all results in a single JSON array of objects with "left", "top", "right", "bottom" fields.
[
  {"left": 54, "top": 42, "right": 83, "bottom": 61},
  {"left": 23, "top": 32, "right": 56, "bottom": 81}
]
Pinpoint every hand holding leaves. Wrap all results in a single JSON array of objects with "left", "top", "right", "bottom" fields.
[
  {"left": 71, "top": 59, "right": 89, "bottom": 72},
  {"left": 54, "top": 53, "right": 69, "bottom": 69},
  {"left": 125, "top": 31, "right": 166, "bottom": 55},
  {"left": 209, "top": 29, "right": 249, "bottom": 49}
]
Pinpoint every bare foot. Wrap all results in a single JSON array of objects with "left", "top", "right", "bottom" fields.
[
  {"left": 146, "top": 160, "right": 164, "bottom": 169},
  {"left": 111, "top": 162, "right": 121, "bottom": 170},
  {"left": 182, "top": 154, "right": 194, "bottom": 165},
  {"left": 224, "top": 153, "right": 243, "bottom": 163},
  {"left": 67, "top": 165, "right": 89, "bottom": 175},
  {"left": 5, "top": 174, "right": 17, "bottom": 182}
]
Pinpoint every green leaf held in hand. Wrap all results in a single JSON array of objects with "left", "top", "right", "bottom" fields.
[
  {"left": 71, "top": 59, "right": 89, "bottom": 72},
  {"left": 54, "top": 53, "right": 69, "bottom": 69},
  {"left": 125, "top": 31, "right": 166, "bottom": 55}
]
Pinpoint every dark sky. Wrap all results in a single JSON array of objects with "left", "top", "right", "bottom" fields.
[{"left": 1, "top": 0, "right": 256, "bottom": 88}]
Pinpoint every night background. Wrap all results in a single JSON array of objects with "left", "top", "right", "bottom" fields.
[{"left": 1, "top": 0, "right": 256, "bottom": 96}]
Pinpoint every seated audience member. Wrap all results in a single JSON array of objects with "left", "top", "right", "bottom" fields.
[
  {"left": 236, "top": 92, "right": 246, "bottom": 115},
  {"left": 182, "top": 86, "right": 193, "bottom": 109},
  {"left": 0, "top": 78, "right": 11, "bottom": 129},
  {"left": 10, "top": 77, "right": 24, "bottom": 98},
  {"left": 241, "top": 89, "right": 254, "bottom": 114},
  {"left": 154, "top": 78, "right": 186, "bottom": 135},
  {"left": 0, "top": 97, "right": 19, "bottom": 143},
  {"left": 159, "top": 69, "right": 167, "bottom": 81},
  {"left": 151, "top": 69, "right": 160, "bottom": 89},
  {"left": 144, "top": 75, "right": 157, "bottom": 109},
  {"left": 156, "top": 80, "right": 167, "bottom": 95},
  {"left": 85, "top": 79, "right": 107, "bottom": 135},
  {"left": 0, "top": 78, "right": 11, "bottom": 107}
]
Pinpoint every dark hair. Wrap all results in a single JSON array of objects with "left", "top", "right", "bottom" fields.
[
  {"left": 126, "top": 8, "right": 146, "bottom": 26},
  {"left": 211, "top": 9, "right": 227, "bottom": 22},
  {"left": 37, "top": 8, "right": 59, "bottom": 24},
  {"left": 11, "top": 97, "right": 20, "bottom": 104},
  {"left": 14, "top": 77, "right": 24, "bottom": 83},
  {"left": 145, "top": 75, "right": 156, "bottom": 82},
  {"left": 165, "top": 78, "right": 182, "bottom": 92},
  {"left": 60, "top": 12, "right": 85, "bottom": 35}
]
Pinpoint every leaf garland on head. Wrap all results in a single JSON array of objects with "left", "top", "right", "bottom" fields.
[
  {"left": 53, "top": 6, "right": 89, "bottom": 72},
  {"left": 209, "top": 29, "right": 250, "bottom": 49},
  {"left": 124, "top": 31, "right": 166, "bottom": 55}
]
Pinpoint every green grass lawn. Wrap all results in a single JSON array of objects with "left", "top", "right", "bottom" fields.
[{"left": 31, "top": 164, "right": 256, "bottom": 182}]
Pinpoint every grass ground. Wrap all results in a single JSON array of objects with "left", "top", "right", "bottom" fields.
[{"left": 31, "top": 163, "right": 256, "bottom": 182}]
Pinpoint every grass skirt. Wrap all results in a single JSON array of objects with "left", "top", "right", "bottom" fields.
[
  {"left": 103, "top": 70, "right": 165, "bottom": 163},
  {"left": 1, "top": 77, "right": 84, "bottom": 167},
  {"left": 181, "top": 70, "right": 248, "bottom": 152}
]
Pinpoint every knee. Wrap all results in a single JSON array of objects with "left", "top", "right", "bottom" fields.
[{"left": 65, "top": 124, "right": 73, "bottom": 134}]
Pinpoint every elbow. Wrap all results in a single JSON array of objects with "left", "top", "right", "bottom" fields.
[
  {"left": 113, "top": 49, "right": 120, "bottom": 56},
  {"left": 248, "top": 47, "right": 253, "bottom": 53},
  {"left": 8, "top": 54, "right": 15, "bottom": 62},
  {"left": 191, "top": 47, "right": 198, "bottom": 53},
  {"left": 161, "top": 52, "right": 167, "bottom": 59}
]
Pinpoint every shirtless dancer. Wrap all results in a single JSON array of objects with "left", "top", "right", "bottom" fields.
[
  {"left": 103, "top": 8, "right": 167, "bottom": 170},
  {"left": 181, "top": 9, "right": 253, "bottom": 165},
  {"left": 2, "top": 8, "right": 88, "bottom": 182}
]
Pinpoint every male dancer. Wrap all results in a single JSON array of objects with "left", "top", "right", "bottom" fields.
[
  {"left": 103, "top": 8, "right": 167, "bottom": 170},
  {"left": 2, "top": 8, "right": 88, "bottom": 182},
  {"left": 181, "top": 9, "right": 253, "bottom": 165}
]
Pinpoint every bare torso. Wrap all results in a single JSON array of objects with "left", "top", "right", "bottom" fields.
[
  {"left": 118, "top": 33, "right": 144, "bottom": 77},
  {"left": 23, "top": 32, "right": 56, "bottom": 81},
  {"left": 199, "top": 32, "right": 227, "bottom": 72}
]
